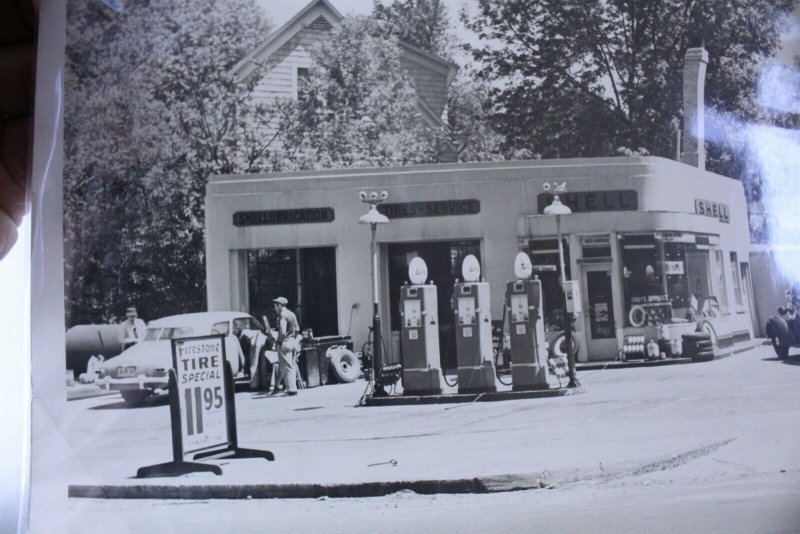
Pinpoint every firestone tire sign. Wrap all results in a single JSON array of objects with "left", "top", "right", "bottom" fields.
[{"left": 171, "top": 335, "right": 230, "bottom": 455}]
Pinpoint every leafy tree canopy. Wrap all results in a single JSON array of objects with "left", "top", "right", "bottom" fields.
[
  {"left": 64, "top": 0, "right": 271, "bottom": 326},
  {"left": 444, "top": 74, "right": 505, "bottom": 162},
  {"left": 275, "top": 15, "right": 440, "bottom": 169},
  {"left": 463, "top": 0, "right": 798, "bottom": 173},
  {"left": 373, "top": 0, "right": 453, "bottom": 57}
]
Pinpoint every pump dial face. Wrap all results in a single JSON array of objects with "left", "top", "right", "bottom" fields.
[
  {"left": 514, "top": 252, "right": 533, "bottom": 279},
  {"left": 408, "top": 257, "right": 428, "bottom": 285},
  {"left": 462, "top": 254, "right": 481, "bottom": 282}
]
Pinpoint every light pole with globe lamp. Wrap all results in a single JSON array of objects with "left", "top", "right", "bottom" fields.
[
  {"left": 359, "top": 190, "right": 390, "bottom": 395},
  {"left": 543, "top": 195, "right": 579, "bottom": 387}
]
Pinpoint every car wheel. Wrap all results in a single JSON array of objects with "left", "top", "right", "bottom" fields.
[
  {"left": 120, "top": 390, "right": 150, "bottom": 407},
  {"left": 772, "top": 336, "right": 790, "bottom": 360}
]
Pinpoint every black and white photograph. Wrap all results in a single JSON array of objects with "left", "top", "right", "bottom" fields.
[{"left": 4, "top": 0, "right": 800, "bottom": 531}]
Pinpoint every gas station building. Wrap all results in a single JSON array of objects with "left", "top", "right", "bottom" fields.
[{"left": 205, "top": 155, "right": 756, "bottom": 364}]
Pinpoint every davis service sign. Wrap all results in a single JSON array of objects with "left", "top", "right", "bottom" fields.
[{"left": 172, "top": 335, "right": 229, "bottom": 455}]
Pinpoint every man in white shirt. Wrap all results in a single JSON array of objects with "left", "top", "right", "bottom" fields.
[
  {"left": 118, "top": 306, "right": 146, "bottom": 350},
  {"left": 272, "top": 297, "right": 300, "bottom": 396}
]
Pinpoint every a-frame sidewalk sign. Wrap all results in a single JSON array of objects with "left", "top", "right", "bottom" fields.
[{"left": 137, "top": 334, "right": 274, "bottom": 478}]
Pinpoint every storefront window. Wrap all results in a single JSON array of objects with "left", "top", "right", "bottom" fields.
[
  {"left": 621, "top": 233, "right": 714, "bottom": 327},
  {"left": 526, "top": 238, "right": 570, "bottom": 332}
]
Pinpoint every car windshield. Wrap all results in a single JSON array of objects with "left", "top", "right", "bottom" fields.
[
  {"left": 211, "top": 321, "right": 230, "bottom": 335},
  {"left": 162, "top": 327, "right": 194, "bottom": 339},
  {"left": 143, "top": 328, "right": 162, "bottom": 341},
  {"left": 233, "top": 317, "right": 263, "bottom": 333},
  {"left": 143, "top": 326, "right": 193, "bottom": 340}
]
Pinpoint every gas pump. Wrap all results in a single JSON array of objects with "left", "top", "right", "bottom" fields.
[
  {"left": 399, "top": 257, "right": 443, "bottom": 395},
  {"left": 452, "top": 255, "right": 497, "bottom": 394},
  {"left": 506, "top": 252, "right": 554, "bottom": 390}
]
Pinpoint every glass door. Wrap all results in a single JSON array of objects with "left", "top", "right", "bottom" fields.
[{"left": 581, "top": 264, "right": 619, "bottom": 359}]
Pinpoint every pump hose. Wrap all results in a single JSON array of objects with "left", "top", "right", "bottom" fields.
[
  {"left": 355, "top": 327, "right": 392, "bottom": 405},
  {"left": 441, "top": 332, "right": 458, "bottom": 387},
  {"left": 495, "top": 294, "right": 513, "bottom": 386}
]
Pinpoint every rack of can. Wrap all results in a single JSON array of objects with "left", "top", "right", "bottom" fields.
[{"left": 621, "top": 335, "right": 647, "bottom": 360}]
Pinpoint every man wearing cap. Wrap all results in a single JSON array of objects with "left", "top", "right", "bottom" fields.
[
  {"left": 272, "top": 297, "right": 300, "bottom": 396},
  {"left": 118, "top": 306, "right": 146, "bottom": 350}
]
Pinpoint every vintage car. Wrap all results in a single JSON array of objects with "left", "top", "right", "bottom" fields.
[
  {"left": 765, "top": 307, "right": 800, "bottom": 360},
  {"left": 97, "top": 311, "right": 262, "bottom": 406}
]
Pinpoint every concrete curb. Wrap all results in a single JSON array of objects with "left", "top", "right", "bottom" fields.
[
  {"left": 712, "top": 338, "right": 770, "bottom": 361},
  {"left": 69, "top": 478, "right": 490, "bottom": 500},
  {"left": 67, "top": 472, "right": 569, "bottom": 500},
  {"left": 68, "top": 438, "right": 737, "bottom": 501},
  {"left": 362, "top": 386, "right": 584, "bottom": 407},
  {"left": 577, "top": 357, "right": 692, "bottom": 371},
  {"left": 577, "top": 338, "right": 768, "bottom": 370},
  {"left": 67, "top": 387, "right": 119, "bottom": 402}
]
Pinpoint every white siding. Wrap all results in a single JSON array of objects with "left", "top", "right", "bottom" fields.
[{"left": 251, "top": 44, "right": 313, "bottom": 105}]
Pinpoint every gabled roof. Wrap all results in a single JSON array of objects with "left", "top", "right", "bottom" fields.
[
  {"left": 231, "top": 0, "right": 459, "bottom": 127},
  {"left": 230, "top": 0, "right": 343, "bottom": 81},
  {"left": 398, "top": 40, "right": 459, "bottom": 87}
]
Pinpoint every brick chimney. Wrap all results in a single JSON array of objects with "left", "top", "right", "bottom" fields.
[{"left": 680, "top": 47, "right": 709, "bottom": 169}]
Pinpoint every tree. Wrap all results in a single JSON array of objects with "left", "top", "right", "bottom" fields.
[
  {"left": 274, "top": 16, "right": 440, "bottom": 170},
  {"left": 442, "top": 75, "right": 505, "bottom": 162},
  {"left": 373, "top": 0, "right": 453, "bottom": 58},
  {"left": 462, "top": 0, "right": 799, "bottom": 171},
  {"left": 64, "top": 0, "right": 272, "bottom": 326}
]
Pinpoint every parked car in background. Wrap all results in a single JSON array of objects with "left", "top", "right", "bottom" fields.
[
  {"left": 765, "top": 288, "right": 800, "bottom": 359},
  {"left": 97, "top": 311, "right": 262, "bottom": 406}
]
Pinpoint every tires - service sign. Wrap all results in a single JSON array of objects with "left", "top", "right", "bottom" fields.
[{"left": 172, "top": 335, "right": 229, "bottom": 455}]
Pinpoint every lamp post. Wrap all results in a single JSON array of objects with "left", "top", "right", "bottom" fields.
[
  {"left": 359, "top": 190, "right": 389, "bottom": 395},
  {"left": 544, "top": 195, "right": 579, "bottom": 388}
]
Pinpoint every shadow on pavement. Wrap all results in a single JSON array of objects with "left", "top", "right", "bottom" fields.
[
  {"left": 233, "top": 381, "right": 254, "bottom": 393},
  {"left": 761, "top": 355, "right": 800, "bottom": 366},
  {"left": 89, "top": 394, "right": 169, "bottom": 410}
]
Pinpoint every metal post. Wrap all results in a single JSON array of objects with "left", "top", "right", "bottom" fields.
[
  {"left": 371, "top": 223, "right": 384, "bottom": 376},
  {"left": 556, "top": 217, "right": 578, "bottom": 388},
  {"left": 358, "top": 190, "right": 390, "bottom": 396},
  {"left": 556, "top": 216, "right": 566, "bottom": 288}
]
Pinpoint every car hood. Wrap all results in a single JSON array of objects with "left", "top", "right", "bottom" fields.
[{"left": 99, "top": 340, "right": 172, "bottom": 374}]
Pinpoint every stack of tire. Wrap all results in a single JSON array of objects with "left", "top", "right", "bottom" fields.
[{"left": 682, "top": 332, "right": 715, "bottom": 362}]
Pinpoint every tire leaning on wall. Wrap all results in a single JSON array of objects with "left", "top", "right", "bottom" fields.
[
  {"left": 550, "top": 333, "right": 580, "bottom": 361},
  {"left": 326, "top": 346, "right": 362, "bottom": 383}
]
